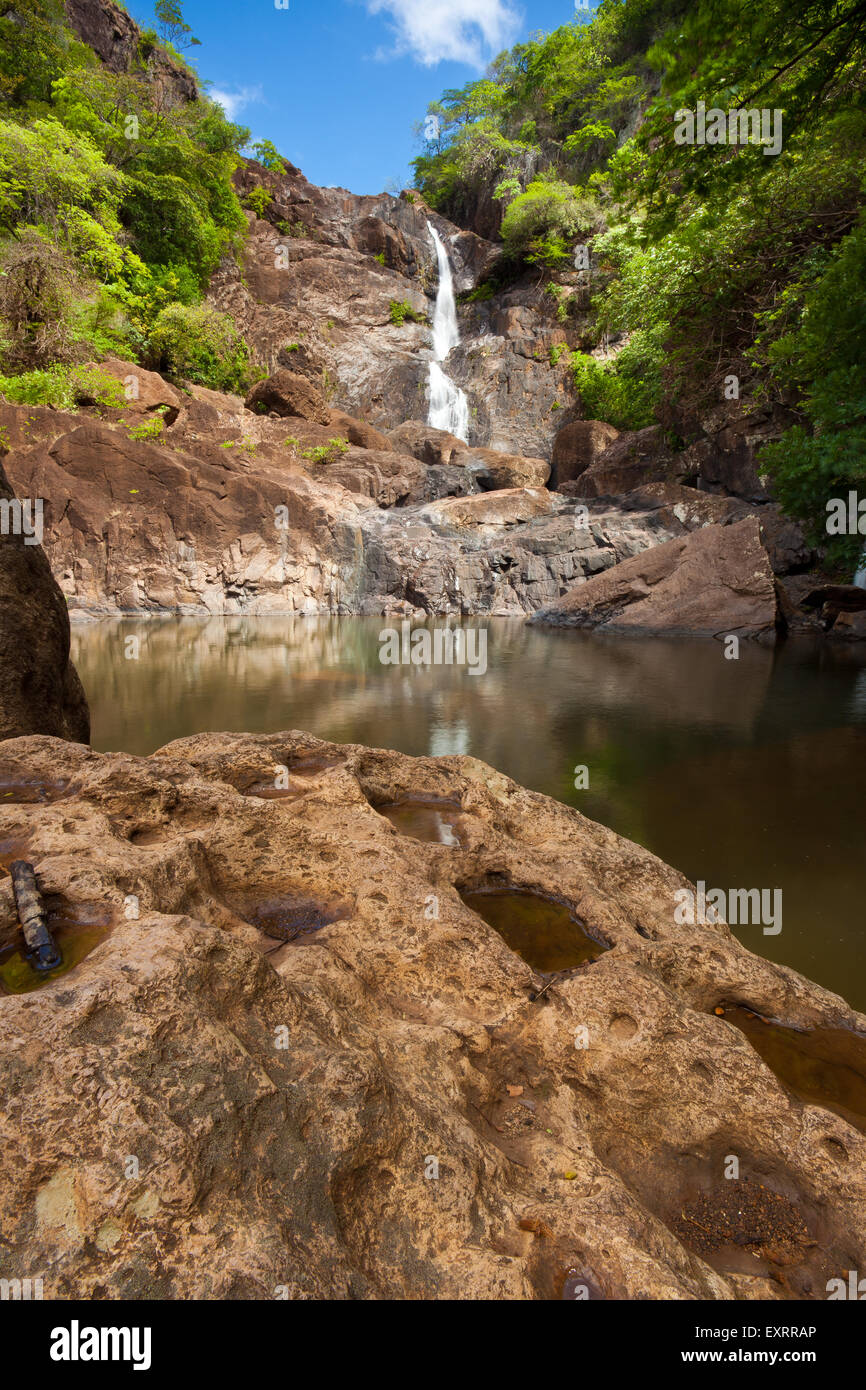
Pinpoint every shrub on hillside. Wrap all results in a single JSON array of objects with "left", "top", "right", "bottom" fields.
[
  {"left": 389, "top": 299, "right": 427, "bottom": 326},
  {"left": 499, "top": 177, "right": 600, "bottom": 268},
  {"left": 0, "top": 230, "right": 80, "bottom": 369},
  {"left": 242, "top": 186, "right": 273, "bottom": 219},
  {"left": 0, "top": 363, "right": 126, "bottom": 410},
  {"left": 570, "top": 326, "right": 665, "bottom": 431},
  {"left": 148, "top": 302, "right": 254, "bottom": 392}
]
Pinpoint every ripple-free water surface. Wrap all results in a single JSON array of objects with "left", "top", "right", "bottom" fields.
[{"left": 71, "top": 617, "right": 866, "bottom": 1008}]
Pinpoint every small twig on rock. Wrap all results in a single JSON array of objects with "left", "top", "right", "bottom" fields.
[
  {"left": 529, "top": 975, "right": 557, "bottom": 1002},
  {"left": 10, "top": 861, "right": 61, "bottom": 971}
]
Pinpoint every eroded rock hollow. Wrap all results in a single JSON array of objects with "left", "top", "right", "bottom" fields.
[{"left": 0, "top": 733, "right": 863, "bottom": 1299}]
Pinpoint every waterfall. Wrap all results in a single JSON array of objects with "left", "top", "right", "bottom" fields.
[
  {"left": 855, "top": 550, "right": 866, "bottom": 588},
  {"left": 426, "top": 222, "right": 469, "bottom": 441}
]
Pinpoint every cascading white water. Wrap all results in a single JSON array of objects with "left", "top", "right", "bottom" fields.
[
  {"left": 426, "top": 222, "right": 469, "bottom": 441},
  {"left": 854, "top": 550, "right": 866, "bottom": 587}
]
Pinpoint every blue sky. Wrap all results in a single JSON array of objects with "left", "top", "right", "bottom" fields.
[{"left": 128, "top": 0, "right": 599, "bottom": 194}]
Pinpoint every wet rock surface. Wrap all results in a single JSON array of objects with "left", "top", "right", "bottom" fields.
[{"left": 0, "top": 730, "right": 864, "bottom": 1299}]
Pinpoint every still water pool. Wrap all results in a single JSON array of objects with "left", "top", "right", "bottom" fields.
[{"left": 71, "top": 617, "right": 866, "bottom": 1009}]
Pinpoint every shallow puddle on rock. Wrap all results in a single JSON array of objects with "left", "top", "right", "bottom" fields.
[
  {"left": 246, "top": 896, "right": 347, "bottom": 946},
  {"left": 242, "top": 755, "right": 343, "bottom": 800},
  {"left": 0, "top": 903, "right": 112, "bottom": 994},
  {"left": 0, "top": 842, "right": 27, "bottom": 873},
  {"left": 379, "top": 800, "right": 463, "bottom": 846},
  {"left": 0, "top": 778, "right": 72, "bottom": 805},
  {"left": 719, "top": 1004, "right": 866, "bottom": 1133},
  {"left": 460, "top": 888, "right": 608, "bottom": 973},
  {"left": 287, "top": 754, "right": 343, "bottom": 778}
]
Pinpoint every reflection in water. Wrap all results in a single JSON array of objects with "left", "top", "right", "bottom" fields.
[
  {"left": 0, "top": 906, "right": 112, "bottom": 994},
  {"left": 71, "top": 617, "right": 866, "bottom": 1008},
  {"left": 461, "top": 887, "right": 608, "bottom": 973},
  {"left": 378, "top": 801, "right": 464, "bottom": 846},
  {"left": 720, "top": 1005, "right": 866, "bottom": 1133}
]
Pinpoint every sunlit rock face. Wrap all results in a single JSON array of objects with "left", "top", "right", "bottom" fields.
[
  {"left": 207, "top": 161, "right": 578, "bottom": 459},
  {"left": 0, "top": 386, "right": 694, "bottom": 619},
  {"left": 64, "top": 0, "right": 198, "bottom": 105},
  {"left": 1, "top": 374, "right": 825, "bottom": 631},
  {"left": 1, "top": 729, "right": 864, "bottom": 1298}
]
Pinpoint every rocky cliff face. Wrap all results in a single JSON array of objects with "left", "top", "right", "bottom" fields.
[
  {"left": 0, "top": 458, "right": 90, "bottom": 744},
  {"left": 0, "top": 0, "right": 844, "bottom": 638},
  {"left": 1, "top": 731, "right": 864, "bottom": 1299},
  {"left": 2, "top": 366, "right": 809, "bottom": 625},
  {"left": 214, "top": 159, "right": 819, "bottom": 508},
  {"left": 208, "top": 163, "right": 578, "bottom": 460},
  {"left": 64, "top": 0, "right": 197, "bottom": 105}
]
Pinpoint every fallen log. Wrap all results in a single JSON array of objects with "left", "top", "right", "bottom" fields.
[{"left": 9, "top": 861, "right": 61, "bottom": 971}]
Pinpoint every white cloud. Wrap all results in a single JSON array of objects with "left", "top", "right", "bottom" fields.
[
  {"left": 209, "top": 85, "right": 264, "bottom": 121},
  {"left": 366, "top": 0, "right": 522, "bottom": 68}
]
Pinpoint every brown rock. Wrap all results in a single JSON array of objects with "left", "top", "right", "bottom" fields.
[
  {"left": 801, "top": 584, "right": 866, "bottom": 614},
  {"left": 329, "top": 410, "right": 394, "bottom": 452},
  {"left": 93, "top": 357, "right": 183, "bottom": 424},
  {"left": 456, "top": 446, "right": 550, "bottom": 490},
  {"left": 351, "top": 215, "right": 410, "bottom": 274},
  {"left": 579, "top": 426, "right": 677, "bottom": 497},
  {"left": 755, "top": 505, "right": 813, "bottom": 575},
  {"left": 829, "top": 610, "right": 866, "bottom": 640},
  {"left": 531, "top": 518, "right": 779, "bottom": 640},
  {"left": 0, "top": 401, "right": 674, "bottom": 618},
  {"left": 421, "top": 487, "right": 556, "bottom": 529},
  {"left": 0, "top": 730, "right": 863, "bottom": 1299},
  {"left": 616, "top": 482, "right": 744, "bottom": 529},
  {"left": 2, "top": 416, "right": 369, "bottom": 617},
  {"left": 0, "top": 460, "right": 89, "bottom": 743},
  {"left": 245, "top": 370, "right": 330, "bottom": 425},
  {"left": 64, "top": 0, "right": 197, "bottom": 104},
  {"left": 800, "top": 584, "right": 866, "bottom": 640},
  {"left": 318, "top": 448, "right": 426, "bottom": 508},
  {"left": 550, "top": 420, "right": 619, "bottom": 489},
  {"left": 386, "top": 421, "right": 465, "bottom": 466}
]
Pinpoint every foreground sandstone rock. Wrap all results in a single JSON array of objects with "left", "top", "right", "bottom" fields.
[
  {"left": 0, "top": 732, "right": 863, "bottom": 1299},
  {"left": 0, "top": 460, "right": 89, "bottom": 744},
  {"left": 532, "top": 518, "right": 780, "bottom": 640}
]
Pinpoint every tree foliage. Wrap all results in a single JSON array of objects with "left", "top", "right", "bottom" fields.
[
  {"left": 415, "top": 0, "right": 866, "bottom": 557},
  {"left": 0, "top": 0, "right": 249, "bottom": 375}
]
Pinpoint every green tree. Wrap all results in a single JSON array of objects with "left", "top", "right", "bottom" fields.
[
  {"left": 251, "top": 139, "right": 288, "bottom": 174},
  {"left": 154, "top": 1, "right": 200, "bottom": 53}
]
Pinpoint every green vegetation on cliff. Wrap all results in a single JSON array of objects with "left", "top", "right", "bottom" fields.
[
  {"left": 416, "top": 0, "right": 866, "bottom": 566},
  {"left": 0, "top": 0, "right": 255, "bottom": 392}
]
